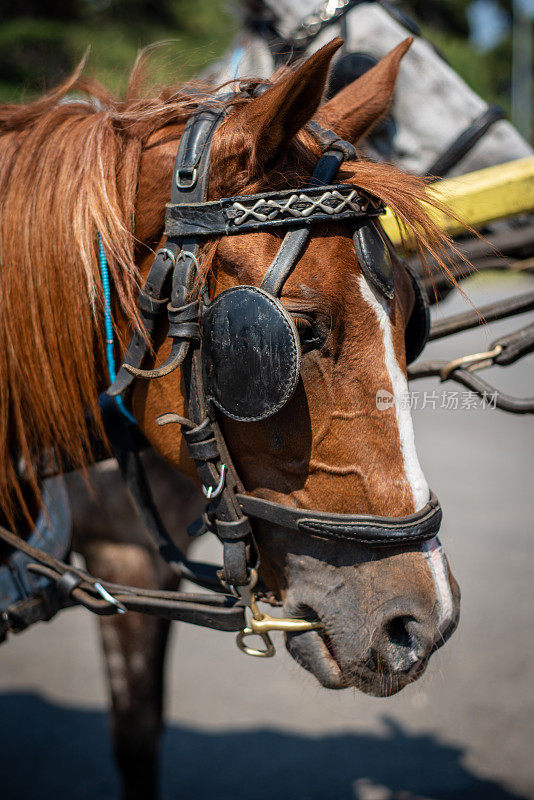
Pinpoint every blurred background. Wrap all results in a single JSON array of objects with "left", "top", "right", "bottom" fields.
[{"left": 0, "top": 0, "right": 533, "bottom": 141}]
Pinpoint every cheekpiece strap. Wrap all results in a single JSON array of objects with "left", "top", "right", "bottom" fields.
[
  {"left": 108, "top": 109, "right": 225, "bottom": 397},
  {"left": 108, "top": 244, "right": 178, "bottom": 397},
  {"left": 166, "top": 109, "right": 257, "bottom": 586},
  {"left": 171, "top": 109, "right": 226, "bottom": 203},
  {"left": 260, "top": 127, "right": 360, "bottom": 297}
]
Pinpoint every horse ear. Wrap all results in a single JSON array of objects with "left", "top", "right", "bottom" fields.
[
  {"left": 318, "top": 38, "right": 412, "bottom": 144},
  {"left": 239, "top": 37, "right": 343, "bottom": 172}
]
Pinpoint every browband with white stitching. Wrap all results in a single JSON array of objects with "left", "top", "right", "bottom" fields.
[{"left": 165, "top": 183, "right": 385, "bottom": 238}]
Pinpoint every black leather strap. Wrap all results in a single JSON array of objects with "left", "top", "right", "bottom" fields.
[
  {"left": 108, "top": 245, "right": 177, "bottom": 397},
  {"left": 0, "top": 521, "right": 246, "bottom": 633},
  {"left": 237, "top": 492, "right": 442, "bottom": 546},
  {"left": 109, "top": 110, "right": 226, "bottom": 395},
  {"left": 260, "top": 228, "right": 311, "bottom": 297},
  {"left": 353, "top": 221, "right": 395, "bottom": 300},
  {"left": 408, "top": 359, "right": 534, "bottom": 414},
  {"left": 403, "top": 259, "right": 431, "bottom": 365},
  {"left": 261, "top": 141, "right": 361, "bottom": 296},
  {"left": 426, "top": 105, "right": 506, "bottom": 179},
  {"left": 1, "top": 587, "right": 63, "bottom": 639},
  {"left": 182, "top": 345, "right": 256, "bottom": 586},
  {"left": 162, "top": 108, "right": 259, "bottom": 586},
  {"left": 165, "top": 184, "right": 383, "bottom": 239},
  {"left": 429, "top": 289, "right": 534, "bottom": 341},
  {"left": 171, "top": 110, "right": 226, "bottom": 201},
  {"left": 101, "top": 394, "right": 223, "bottom": 592},
  {"left": 493, "top": 322, "right": 534, "bottom": 366}
]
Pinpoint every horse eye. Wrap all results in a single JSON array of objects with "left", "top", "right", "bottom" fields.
[{"left": 293, "top": 315, "right": 325, "bottom": 353}]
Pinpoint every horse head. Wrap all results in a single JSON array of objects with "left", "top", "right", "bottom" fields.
[
  {"left": 130, "top": 38, "right": 460, "bottom": 694},
  {"left": 0, "top": 36, "right": 459, "bottom": 695}
]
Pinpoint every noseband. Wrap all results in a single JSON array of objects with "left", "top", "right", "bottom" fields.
[{"left": 106, "top": 103, "right": 441, "bottom": 652}]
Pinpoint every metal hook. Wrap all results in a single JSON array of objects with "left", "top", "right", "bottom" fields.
[
  {"left": 157, "top": 247, "right": 178, "bottom": 267},
  {"left": 202, "top": 464, "right": 226, "bottom": 499},
  {"left": 176, "top": 250, "right": 200, "bottom": 271},
  {"left": 440, "top": 344, "right": 503, "bottom": 381},
  {"left": 175, "top": 168, "right": 198, "bottom": 190}
]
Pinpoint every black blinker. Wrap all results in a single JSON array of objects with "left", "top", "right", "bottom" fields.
[
  {"left": 403, "top": 262, "right": 430, "bottom": 365},
  {"left": 353, "top": 222, "right": 395, "bottom": 300},
  {"left": 200, "top": 286, "right": 301, "bottom": 422}
]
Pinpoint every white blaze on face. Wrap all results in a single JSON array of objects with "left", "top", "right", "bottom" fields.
[
  {"left": 358, "top": 275, "right": 428, "bottom": 510},
  {"left": 421, "top": 537, "right": 455, "bottom": 636},
  {"left": 358, "top": 275, "right": 454, "bottom": 634}
]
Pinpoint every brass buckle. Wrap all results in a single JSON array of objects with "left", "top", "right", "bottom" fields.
[
  {"left": 235, "top": 569, "right": 323, "bottom": 658},
  {"left": 440, "top": 344, "right": 503, "bottom": 381}
]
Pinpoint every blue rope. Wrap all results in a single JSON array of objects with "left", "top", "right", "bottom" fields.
[{"left": 98, "top": 234, "right": 137, "bottom": 426}]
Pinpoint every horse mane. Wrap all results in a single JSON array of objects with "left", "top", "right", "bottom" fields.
[
  {"left": 0, "top": 50, "right": 459, "bottom": 524},
  {"left": 0, "top": 53, "right": 219, "bottom": 521}
]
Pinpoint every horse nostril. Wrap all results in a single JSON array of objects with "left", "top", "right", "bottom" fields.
[
  {"left": 385, "top": 615, "right": 418, "bottom": 650},
  {"left": 380, "top": 614, "right": 430, "bottom": 674}
]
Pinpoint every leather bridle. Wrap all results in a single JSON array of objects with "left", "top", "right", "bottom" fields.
[{"left": 104, "top": 101, "right": 442, "bottom": 653}]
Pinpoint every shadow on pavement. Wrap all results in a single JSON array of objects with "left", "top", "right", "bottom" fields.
[{"left": 0, "top": 692, "right": 527, "bottom": 800}]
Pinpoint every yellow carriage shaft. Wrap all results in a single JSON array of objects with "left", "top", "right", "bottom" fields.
[{"left": 382, "top": 156, "right": 534, "bottom": 245}]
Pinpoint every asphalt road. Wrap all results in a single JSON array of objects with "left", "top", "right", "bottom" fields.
[{"left": 0, "top": 273, "right": 533, "bottom": 800}]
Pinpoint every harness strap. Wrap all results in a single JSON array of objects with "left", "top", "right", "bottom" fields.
[
  {"left": 171, "top": 109, "right": 225, "bottom": 199},
  {"left": 165, "top": 109, "right": 257, "bottom": 586},
  {"left": 100, "top": 395, "right": 223, "bottom": 592},
  {"left": 260, "top": 130, "right": 358, "bottom": 296},
  {"left": 493, "top": 322, "right": 534, "bottom": 366},
  {"left": 183, "top": 348, "right": 255, "bottom": 586},
  {"left": 1, "top": 587, "right": 63, "bottom": 641},
  {"left": 165, "top": 184, "right": 382, "bottom": 238},
  {"left": 426, "top": 105, "right": 506, "bottom": 179},
  {"left": 429, "top": 289, "right": 534, "bottom": 341},
  {"left": 408, "top": 359, "right": 534, "bottom": 415},
  {"left": 0, "top": 480, "right": 71, "bottom": 641},
  {"left": 108, "top": 245, "right": 177, "bottom": 396},
  {"left": 0, "top": 521, "right": 245, "bottom": 634}
]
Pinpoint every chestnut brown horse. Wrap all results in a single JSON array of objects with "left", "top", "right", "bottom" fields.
[{"left": 0, "top": 38, "right": 460, "bottom": 798}]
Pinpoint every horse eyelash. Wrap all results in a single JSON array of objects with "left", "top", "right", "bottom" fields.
[{"left": 292, "top": 315, "right": 313, "bottom": 330}]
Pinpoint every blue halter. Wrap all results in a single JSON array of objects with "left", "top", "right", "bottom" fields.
[{"left": 98, "top": 235, "right": 137, "bottom": 425}]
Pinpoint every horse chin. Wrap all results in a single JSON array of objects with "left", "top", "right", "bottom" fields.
[
  {"left": 285, "top": 629, "right": 431, "bottom": 696},
  {"left": 285, "top": 629, "right": 348, "bottom": 690}
]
